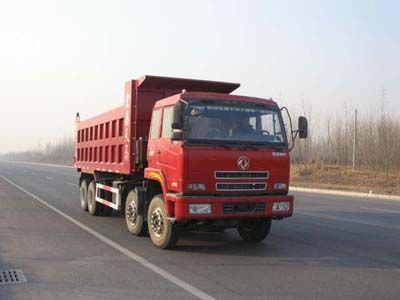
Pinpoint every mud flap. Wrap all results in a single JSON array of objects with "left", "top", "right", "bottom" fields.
[{"left": 135, "top": 186, "right": 146, "bottom": 216}]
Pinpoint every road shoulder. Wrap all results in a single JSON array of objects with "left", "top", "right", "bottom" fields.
[{"left": 291, "top": 186, "right": 400, "bottom": 201}]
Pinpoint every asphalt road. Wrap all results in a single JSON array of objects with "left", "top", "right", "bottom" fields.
[{"left": 0, "top": 161, "right": 399, "bottom": 300}]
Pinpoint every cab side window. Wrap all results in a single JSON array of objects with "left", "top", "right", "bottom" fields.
[
  {"left": 149, "top": 109, "right": 161, "bottom": 139},
  {"left": 161, "top": 106, "right": 173, "bottom": 138}
]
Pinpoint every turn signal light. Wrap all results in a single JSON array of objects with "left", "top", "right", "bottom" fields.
[
  {"left": 186, "top": 183, "right": 206, "bottom": 191},
  {"left": 274, "top": 183, "right": 287, "bottom": 190}
]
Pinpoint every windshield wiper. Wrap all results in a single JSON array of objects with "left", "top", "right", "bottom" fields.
[
  {"left": 209, "top": 140, "right": 259, "bottom": 151},
  {"left": 187, "top": 139, "right": 285, "bottom": 151},
  {"left": 248, "top": 142, "right": 286, "bottom": 151},
  {"left": 210, "top": 141, "right": 232, "bottom": 150},
  {"left": 229, "top": 141, "right": 259, "bottom": 151},
  {"left": 222, "top": 140, "right": 285, "bottom": 151},
  {"left": 188, "top": 139, "right": 232, "bottom": 149}
]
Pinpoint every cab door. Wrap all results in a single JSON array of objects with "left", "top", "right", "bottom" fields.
[
  {"left": 157, "top": 106, "right": 181, "bottom": 191},
  {"left": 147, "top": 108, "right": 162, "bottom": 168}
]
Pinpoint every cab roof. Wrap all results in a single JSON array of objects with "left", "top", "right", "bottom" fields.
[{"left": 154, "top": 92, "right": 277, "bottom": 108}]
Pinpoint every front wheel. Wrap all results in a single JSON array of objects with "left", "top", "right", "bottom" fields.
[
  {"left": 237, "top": 218, "right": 271, "bottom": 243},
  {"left": 147, "top": 194, "right": 180, "bottom": 249}
]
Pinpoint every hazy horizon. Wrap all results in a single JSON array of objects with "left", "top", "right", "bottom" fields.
[{"left": 1, "top": 0, "right": 399, "bottom": 153}]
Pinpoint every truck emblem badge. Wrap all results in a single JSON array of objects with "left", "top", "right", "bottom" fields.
[{"left": 237, "top": 156, "right": 250, "bottom": 170}]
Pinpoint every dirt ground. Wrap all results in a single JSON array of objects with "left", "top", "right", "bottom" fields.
[{"left": 290, "top": 164, "right": 400, "bottom": 196}]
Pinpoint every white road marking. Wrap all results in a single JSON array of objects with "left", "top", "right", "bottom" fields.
[
  {"left": 67, "top": 182, "right": 79, "bottom": 188},
  {"left": 5, "top": 161, "right": 76, "bottom": 178},
  {"left": 361, "top": 206, "right": 400, "bottom": 214},
  {"left": 45, "top": 176, "right": 54, "bottom": 181},
  {"left": 0, "top": 173, "right": 215, "bottom": 300},
  {"left": 297, "top": 211, "right": 400, "bottom": 230},
  {"left": 1, "top": 160, "right": 73, "bottom": 169}
]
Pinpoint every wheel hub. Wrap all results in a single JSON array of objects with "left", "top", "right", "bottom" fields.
[
  {"left": 126, "top": 202, "right": 137, "bottom": 225},
  {"left": 150, "top": 208, "right": 164, "bottom": 237}
]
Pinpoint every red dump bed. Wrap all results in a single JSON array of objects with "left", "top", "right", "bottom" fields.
[{"left": 74, "top": 75, "right": 240, "bottom": 175}]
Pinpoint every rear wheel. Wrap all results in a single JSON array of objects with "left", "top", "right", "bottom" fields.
[
  {"left": 237, "top": 218, "right": 271, "bottom": 243},
  {"left": 87, "top": 180, "right": 101, "bottom": 216},
  {"left": 125, "top": 190, "right": 147, "bottom": 236},
  {"left": 147, "top": 194, "right": 180, "bottom": 249},
  {"left": 80, "top": 179, "right": 88, "bottom": 211}
]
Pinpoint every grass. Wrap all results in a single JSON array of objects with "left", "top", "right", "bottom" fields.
[{"left": 290, "top": 163, "right": 400, "bottom": 196}]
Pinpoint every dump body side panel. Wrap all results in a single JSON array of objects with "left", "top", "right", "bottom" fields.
[
  {"left": 75, "top": 106, "right": 129, "bottom": 174},
  {"left": 74, "top": 75, "right": 241, "bottom": 175}
]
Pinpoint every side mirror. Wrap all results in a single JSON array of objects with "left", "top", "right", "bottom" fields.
[
  {"left": 171, "top": 130, "right": 183, "bottom": 141},
  {"left": 298, "top": 116, "right": 308, "bottom": 139},
  {"left": 171, "top": 122, "right": 182, "bottom": 130}
]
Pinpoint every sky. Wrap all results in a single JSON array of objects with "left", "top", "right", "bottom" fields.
[{"left": 0, "top": 0, "right": 399, "bottom": 152}]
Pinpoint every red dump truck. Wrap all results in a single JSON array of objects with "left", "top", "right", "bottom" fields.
[{"left": 74, "top": 75, "right": 307, "bottom": 248}]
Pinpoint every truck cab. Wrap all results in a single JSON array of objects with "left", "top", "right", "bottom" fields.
[{"left": 143, "top": 91, "right": 305, "bottom": 247}]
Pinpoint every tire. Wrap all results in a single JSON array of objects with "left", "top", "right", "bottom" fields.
[
  {"left": 147, "top": 194, "right": 180, "bottom": 249},
  {"left": 87, "top": 180, "right": 101, "bottom": 216},
  {"left": 80, "top": 179, "right": 88, "bottom": 211},
  {"left": 212, "top": 227, "right": 226, "bottom": 233},
  {"left": 125, "top": 190, "right": 147, "bottom": 236},
  {"left": 237, "top": 218, "right": 272, "bottom": 243}
]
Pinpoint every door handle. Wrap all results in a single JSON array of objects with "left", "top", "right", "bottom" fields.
[{"left": 155, "top": 150, "right": 161, "bottom": 155}]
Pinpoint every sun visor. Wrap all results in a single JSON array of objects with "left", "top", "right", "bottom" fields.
[{"left": 136, "top": 75, "right": 240, "bottom": 94}]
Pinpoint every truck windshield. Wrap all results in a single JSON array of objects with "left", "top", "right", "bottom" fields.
[{"left": 184, "top": 101, "right": 287, "bottom": 147}]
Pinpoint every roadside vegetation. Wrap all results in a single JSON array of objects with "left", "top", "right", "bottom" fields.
[
  {"left": 290, "top": 104, "right": 400, "bottom": 195},
  {"left": 290, "top": 164, "right": 400, "bottom": 195}
]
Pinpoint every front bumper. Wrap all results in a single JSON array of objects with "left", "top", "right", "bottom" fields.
[{"left": 166, "top": 193, "right": 294, "bottom": 220}]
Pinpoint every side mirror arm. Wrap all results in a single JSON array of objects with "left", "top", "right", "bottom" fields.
[{"left": 280, "top": 106, "right": 298, "bottom": 151}]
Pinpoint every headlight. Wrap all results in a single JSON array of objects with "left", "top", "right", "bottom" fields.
[
  {"left": 274, "top": 183, "right": 287, "bottom": 190},
  {"left": 189, "top": 204, "right": 212, "bottom": 214},
  {"left": 272, "top": 201, "right": 290, "bottom": 212},
  {"left": 186, "top": 183, "right": 206, "bottom": 191}
]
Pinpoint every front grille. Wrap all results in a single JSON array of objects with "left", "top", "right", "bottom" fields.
[
  {"left": 223, "top": 202, "right": 265, "bottom": 214},
  {"left": 215, "top": 171, "right": 269, "bottom": 179},
  {"left": 216, "top": 183, "right": 266, "bottom": 191}
]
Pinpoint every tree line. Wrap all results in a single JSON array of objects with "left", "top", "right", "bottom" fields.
[
  {"left": 1, "top": 136, "right": 74, "bottom": 166},
  {"left": 291, "top": 109, "right": 400, "bottom": 176}
]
